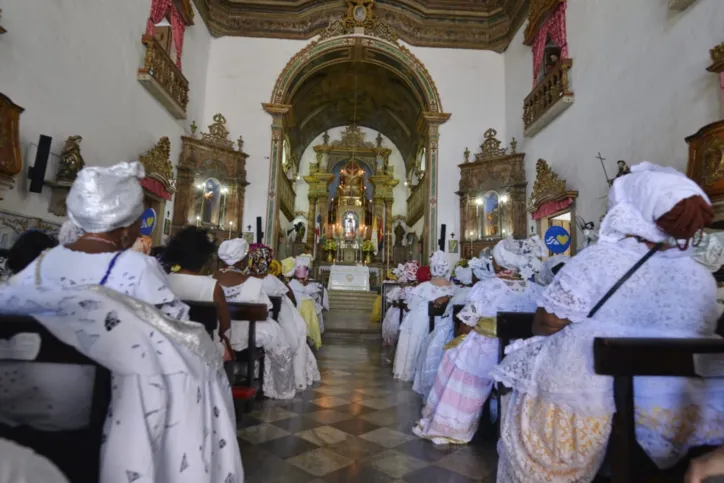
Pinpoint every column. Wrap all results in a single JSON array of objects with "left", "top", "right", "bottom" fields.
[
  {"left": 421, "top": 112, "right": 451, "bottom": 261},
  {"left": 307, "top": 194, "right": 317, "bottom": 255},
  {"left": 262, "top": 103, "right": 291, "bottom": 247}
]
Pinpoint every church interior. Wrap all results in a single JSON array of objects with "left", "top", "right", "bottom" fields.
[{"left": 1, "top": 0, "right": 724, "bottom": 481}]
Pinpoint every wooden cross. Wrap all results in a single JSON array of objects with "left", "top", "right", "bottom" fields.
[{"left": 596, "top": 152, "right": 612, "bottom": 185}]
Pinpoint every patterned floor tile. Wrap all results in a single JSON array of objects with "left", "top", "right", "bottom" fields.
[
  {"left": 393, "top": 438, "right": 460, "bottom": 463},
  {"left": 243, "top": 452, "right": 317, "bottom": 483},
  {"left": 336, "top": 402, "right": 378, "bottom": 416},
  {"left": 403, "top": 464, "right": 478, "bottom": 483},
  {"left": 250, "top": 406, "right": 299, "bottom": 422},
  {"left": 362, "top": 449, "right": 429, "bottom": 479},
  {"left": 360, "top": 408, "right": 400, "bottom": 426},
  {"left": 330, "top": 417, "right": 381, "bottom": 436},
  {"left": 354, "top": 387, "right": 392, "bottom": 397},
  {"left": 327, "top": 435, "right": 385, "bottom": 460},
  {"left": 258, "top": 434, "right": 321, "bottom": 459},
  {"left": 312, "top": 396, "right": 351, "bottom": 408},
  {"left": 323, "top": 462, "right": 398, "bottom": 482},
  {"left": 271, "top": 415, "right": 326, "bottom": 433},
  {"left": 297, "top": 425, "right": 351, "bottom": 446},
  {"left": 237, "top": 423, "right": 290, "bottom": 444},
  {"left": 314, "top": 386, "right": 354, "bottom": 396},
  {"left": 358, "top": 397, "right": 403, "bottom": 410},
  {"left": 286, "top": 447, "right": 354, "bottom": 477},
  {"left": 305, "top": 410, "right": 353, "bottom": 425},
  {"left": 359, "top": 427, "right": 416, "bottom": 449},
  {"left": 433, "top": 445, "right": 497, "bottom": 480}
]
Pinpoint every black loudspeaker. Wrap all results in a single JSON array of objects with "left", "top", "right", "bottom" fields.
[
  {"left": 256, "top": 217, "right": 263, "bottom": 244},
  {"left": 28, "top": 135, "right": 52, "bottom": 193},
  {"left": 439, "top": 224, "right": 446, "bottom": 252}
]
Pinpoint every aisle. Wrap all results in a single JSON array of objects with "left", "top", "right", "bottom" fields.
[{"left": 238, "top": 339, "right": 497, "bottom": 482}]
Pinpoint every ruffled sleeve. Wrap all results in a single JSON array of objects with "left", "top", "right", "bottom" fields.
[
  {"left": 537, "top": 251, "right": 598, "bottom": 323},
  {"left": 467, "top": 278, "right": 511, "bottom": 317},
  {"left": 133, "top": 254, "right": 190, "bottom": 321}
]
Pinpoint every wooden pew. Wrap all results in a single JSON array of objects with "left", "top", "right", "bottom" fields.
[
  {"left": 496, "top": 311, "right": 535, "bottom": 365},
  {"left": 594, "top": 337, "right": 724, "bottom": 482},
  {"left": 227, "top": 302, "right": 269, "bottom": 406},
  {"left": 184, "top": 300, "right": 218, "bottom": 337},
  {"left": 0, "top": 315, "right": 111, "bottom": 483},
  {"left": 269, "top": 295, "right": 282, "bottom": 321},
  {"left": 428, "top": 301, "right": 449, "bottom": 333},
  {"left": 452, "top": 304, "right": 464, "bottom": 336}
]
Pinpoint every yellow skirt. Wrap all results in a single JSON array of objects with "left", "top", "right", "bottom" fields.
[
  {"left": 298, "top": 299, "right": 322, "bottom": 349},
  {"left": 371, "top": 295, "right": 382, "bottom": 324}
]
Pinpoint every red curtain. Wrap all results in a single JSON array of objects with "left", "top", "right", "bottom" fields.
[
  {"left": 145, "top": 0, "right": 185, "bottom": 71},
  {"left": 532, "top": 2, "right": 568, "bottom": 86}
]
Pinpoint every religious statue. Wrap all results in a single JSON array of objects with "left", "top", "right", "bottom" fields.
[
  {"left": 343, "top": 212, "right": 357, "bottom": 239},
  {"left": 615, "top": 160, "right": 631, "bottom": 179},
  {"left": 56, "top": 135, "right": 85, "bottom": 182},
  {"left": 287, "top": 222, "right": 306, "bottom": 243},
  {"left": 201, "top": 178, "right": 221, "bottom": 224},
  {"left": 577, "top": 216, "right": 598, "bottom": 248},
  {"left": 394, "top": 223, "right": 405, "bottom": 247}
]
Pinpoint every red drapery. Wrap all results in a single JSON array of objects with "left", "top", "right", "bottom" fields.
[
  {"left": 145, "top": 0, "right": 185, "bottom": 71},
  {"left": 531, "top": 197, "right": 574, "bottom": 220},
  {"left": 140, "top": 178, "right": 173, "bottom": 201},
  {"left": 532, "top": 2, "right": 569, "bottom": 86}
]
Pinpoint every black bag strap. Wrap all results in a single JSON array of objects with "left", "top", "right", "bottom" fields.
[{"left": 587, "top": 244, "right": 661, "bottom": 318}]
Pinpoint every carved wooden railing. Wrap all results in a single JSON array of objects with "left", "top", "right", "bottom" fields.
[
  {"left": 137, "top": 35, "right": 189, "bottom": 119},
  {"left": 406, "top": 181, "right": 425, "bottom": 226},
  {"left": 523, "top": 59, "right": 573, "bottom": 136},
  {"left": 278, "top": 173, "right": 296, "bottom": 222}
]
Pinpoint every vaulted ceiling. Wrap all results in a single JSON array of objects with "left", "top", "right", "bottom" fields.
[{"left": 192, "top": 0, "right": 530, "bottom": 51}]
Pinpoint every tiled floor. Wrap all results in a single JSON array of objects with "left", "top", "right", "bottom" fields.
[{"left": 238, "top": 339, "right": 498, "bottom": 482}]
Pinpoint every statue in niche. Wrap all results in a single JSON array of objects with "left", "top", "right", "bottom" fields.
[
  {"left": 287, "top": 222, "right": 306, "bottom": 243},
  {"left": 343, "top": 212, "right": 358, "bottom": 240},
  {"left": 201, "top": 177, "right": 221, "bottom": 224},
  {"left": 56, "top": 136, "right": 85, "bottom": 182},
  {"left": 394, "top": 223, "right": 405, "bottom": 247},
  {"left": 482, "top": 191, "right": 500, "bottom": 237}
]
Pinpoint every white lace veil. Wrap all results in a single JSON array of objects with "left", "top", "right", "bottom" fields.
[{"left": 493, "top": 236, "right": 546, "bottom": 280}]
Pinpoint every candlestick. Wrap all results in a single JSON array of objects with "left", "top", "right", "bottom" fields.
[{"left": 228, "top": 221, "right": 234, "bottom": 239}]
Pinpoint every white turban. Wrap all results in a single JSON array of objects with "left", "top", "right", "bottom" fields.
[
  {"left": 218, "top": 238, "right": 249, "bottom": 266},
  {"left": 469, "top": 256, "right": 494, "bottom": 281},
  {"left": 604, "top": 162, "right": 710, "bottom": 243},
  {"left": 58, "top": 220, "right": 84, "bottom": 245},
  {"left": 66, "top": 161, "right": 145, "bottom": 233},
  {"left": 430, "top": 250, "right": 450, "bottom": 278},
  {"left": 693, "top": 232, "right": 724, "bottom": 272},
  {"left": 493, "top": 236, "right": 545, "bottom": 280},
  {"left": 536, "top": 255, "right": 569, "bottom": 286},
  {"left": 455, "top": 266, "right": 473, "bottom": 286}
]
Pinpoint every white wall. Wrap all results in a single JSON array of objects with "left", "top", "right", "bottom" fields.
[
  {"left": 0, "top": 0, "right": 211, "bottom": 224},
  {"left": 504, "top": 0, "right": 724, "bottom": 237},
  {"left": 204, "top": 36, "right": 506, "bottom": 243},
  {"left": 294, "top": 127, "right": 408, "bottom": 217}
]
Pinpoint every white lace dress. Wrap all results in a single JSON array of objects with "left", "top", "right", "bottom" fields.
[
  {"left": 413, "top": 278, "right": 541, "bottom": 444},
  {"left": 381, "top": 286, "right": 411, "bottom": 347},
  {"left": 412, "top": 285, "right": 470, "bottom": 399},
  {"left": 262, "top": 275, "right": 320, "bottom": 390},
  {"left": 393, "top": 282, "right": 455, "bottom": 382},
  {"left": 4, "top": 247, "right": 188, "bottom": 431},
  {"left": 492, "top": 239, "right": 724, "bottom": 482},
  {"left": 0, "top": 284, "right": 243, "bottom": 483},
  {"left": 222, "top": 277, "right": 295, "bottom": 400}
]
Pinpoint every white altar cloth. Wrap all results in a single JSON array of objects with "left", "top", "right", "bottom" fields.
[{"left": 328, "top": 265, "right": 370, "bottom": 291}]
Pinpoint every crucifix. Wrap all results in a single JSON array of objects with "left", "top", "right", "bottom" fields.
[{"left": 596, "top": 152, "right": 613, "bottom": 186}]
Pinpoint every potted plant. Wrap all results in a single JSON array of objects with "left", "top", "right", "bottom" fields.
[
  {"left": 323, "top": 239, "right": 338, "bottom": 262},
  {"left": 361, "top": 240, "right": 375, "bottom": 264}
]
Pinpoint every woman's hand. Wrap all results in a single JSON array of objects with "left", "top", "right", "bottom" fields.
[
  {"left": 532, "top": 307, "right": 570, "bottom": 336},
  {"left": 219, "top": 333, "right": 235, "bottom": 361},
  {"left": 686, "top": 446, "right": 724, "bottom": 483},
  {"left": 433, "top": 296, "right": 451, "bottom": 308}
]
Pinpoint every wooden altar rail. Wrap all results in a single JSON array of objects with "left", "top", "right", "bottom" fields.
[
  {"left": 137, "top": 35, "right": 189, "bottom": 119},
  {"left": 523, "top": 59, "right": 574, "bottom": 136},
  {"left": 406, "top": 181, "right": 425, "bottom": 227},
  {"left": 278, "top": 172, "right": 296, "bottom": 222}
]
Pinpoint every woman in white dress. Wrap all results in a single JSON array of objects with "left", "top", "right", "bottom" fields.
[
  {"left": 413, "top": 237, "right": 545, "bottom": 444},
  {"left": 493, "top": 163, "right": 724, "bottom": 482},
  {"left": 393, "top": 251, "right": 455, "bottom": 382},
  {"left": 6, "top": 161, "right": 189, "bottom": 432},
  {"left": 381, "top": 263, "right": 411, "bottom": 348},
  {"left": 215, "top": 241, "right": 295, "bottom": 400},
  {"left": 288, "top": 264, "right": 323, "bottom": 349},
  {"left": 412, "top": 257, "right": 495, "bottom": 399}
]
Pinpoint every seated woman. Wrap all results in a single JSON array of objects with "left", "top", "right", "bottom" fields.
[
  {"left": 215, "top": 241, "right": 295, "bottom": 399},
  {"left": 6, "top": 230, "right": 58, "bottom": 275},
  {"left": 492, "top": 163, "right": 724, "bottom": 482},
  {"left": 381, "top": 264, "right": 411, "bottom": 349},
  {"left": 164, "top": 226, "right": 232, "bottom": 358},
  {"left": 0, "top": 282, "right": 243, "bottom": 482},
  {"left": 6, "top": 161, "right": 188, "bottom": 432},
  {"left": 394, "top": 252, "right": 455, "bottom": 382},
  {"left": 288, "top": 264, "right": 323, "bottom": 349},
  {"left": 412, "top": 257, "right": 495, "bottom": 399},
  {"left": 413, "top": 237, "right": 545, "bottom": 444}
]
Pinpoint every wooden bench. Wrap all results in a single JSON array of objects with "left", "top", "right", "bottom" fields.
[
  {"left": 452, "top": 304, "right": 464, "bottom": 336},
  {"left": 0, "top": 315, "right": 111, "bottom": 483},
  {"left": 227, "top": 302, "right": 269, "bottom": 407},
  {"left": 184, "top": 300, "right": 218, "bottom": 337},
  {"left": 594, "top": 337, "right": 724, "bottom": 482},
  {"left": 269, "top": 295, "right": 282, "bottom": 321},
  {"left": 428, "top": 301, "right": 449, "bottom": 333}
]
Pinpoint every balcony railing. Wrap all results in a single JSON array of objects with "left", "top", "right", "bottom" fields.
[
  {"left": 278, "top": 173, "right": 296, "bottom": 222},
  {"left": 406, "top": 181, "right": 424, "bottom": 227},
  {"left": 523, "top": 58, "right": 573, "bottom": 137},
  {"left": 137, "top": 35, "right": 189, "bottom": 119}
]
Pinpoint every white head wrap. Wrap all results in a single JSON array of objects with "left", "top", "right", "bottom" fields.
[
  {"left": 536, "top": 255, "right": 569, "bottom": 286},
  {"left": 392, "top": 263, "right": 408, "bottom": 283},
  {"left": 493, "top": 236, "right": 546, "bottom": 280},
  {"left": 469, "top": 256, "right": 494, "bottom": 281},
  {"left": 66, "top": 161, "right": 145, "bottom": 233},
  {"left": 692, "top": 232, "right": 724, "bottom": 272},
  {"left": 603, "top": 162, "right": 710, "bottom": 243},
  {"left": 458, "top": 303, "right": 483, "bottom": 328},
  {"left": 455, "top": 266, "right": 473, "bottom": 286},
  {"left": 58, "top": 220, "right": 84, "bottom": 245},
  {"left": 218, "top": 238, "right": 249, "bottom": 266},
  {"left": 430, "top": 250, "right": 450, "bottom": 278}
]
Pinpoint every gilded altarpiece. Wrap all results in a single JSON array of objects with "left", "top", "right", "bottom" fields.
[
  {"left": 457, "top": 129, "right": 526, "bottom": 259},
  {"left": 139, "top": 137, "right": 176, "bottom": 246},
  {"left": 172, "top": 114, "right": 249, "bottom": 243},
  {"left": 528, "top": 159, "right": 578, "bottom": 255},
  {"left": 0, "top": 93, "right": 24, "bottom": 200}
]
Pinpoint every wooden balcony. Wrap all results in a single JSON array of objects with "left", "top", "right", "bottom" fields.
[
  {"left": 278, "top": 173, "right": 296, "bottom": 222},
  {"left": 523, "top": 59, "right": 574, "bottom": 137},
  {"left": 406, "top": 181, "right": 424, "bottom": 226},
  {"left": 137, "top": 35, "right": 189, "bottom": 119}
]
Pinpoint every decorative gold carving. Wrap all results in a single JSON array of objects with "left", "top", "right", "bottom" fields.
[
  {"left": 0, "top": 93, "right": 24, "bottom": 199},
  {"left": 686, "top": 120, "right": 724, "bottom": 205},
  {"left": 190, "top": 121, "right": 198, "bottom": 137},
  {"left": 523, "top": 58, "right": 574, "bottom": 136},
  {"left": 137, "top": 35, "right": 189, "bottom": 119},
  {"left": 44, "top": 136, "right": 84, "bottom": 216},
  {"left": 480, "top": 129, "right": 508, "bottom": 159},
  {"left": 174, "top": 0, "right": 196, "bottom": 25},
  {"left": 331, "top": 126, "right": 375, "bottom": 150},
  {"left": 523, "top": 0, "right": 565, "bottom": 46},
  {"left": 407, "top": 181, "right": 425, "bottom": 227},
  {"left": 140, "top": 137, "right": 177, "bottom": 193},
  {"left": 464, "top": 147, "right": 470, "bottom": 163},
  {"left": 201, "top": 113, "right": 234, "bottom": 149},
  {"left": 528, "top": 159, "right": 577, "bottom": 212},
  {"left": 320, "top": 0, "right": 397, "bottom": 43},
  {"left": 707, "top": 41, "right": 724, "bottom": 74},
  {"left": 279, "top": 173, "right": 296, "bottom": 221}
]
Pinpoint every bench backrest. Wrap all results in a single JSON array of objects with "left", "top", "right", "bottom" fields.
[
  {"left": 428, "top": 301, "right": 448, "bottom": 333},
  {"left": 452, "top": 304, "right": 464, "bottom": 336},
  {"left": 495, "top": 312, "right": 535, "bottom": 363},
  {"left": 269, "top": 296, "right": 282, "bottom": 321},
  {"left": 184, "top": 300, "right": 218, "bottom": 337}
]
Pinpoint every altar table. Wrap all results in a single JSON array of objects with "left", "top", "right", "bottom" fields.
[{"left": 327, "top": 265, "right": 370, "bottom": 291}]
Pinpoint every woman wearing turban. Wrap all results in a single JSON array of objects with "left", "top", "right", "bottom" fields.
[
  {"left": 413, "top": 237, "right": 545, "bottom": 445},
  {"left": 493, "top": 163, "right": 724, "bottom": 482},
  {"left": 288, "top": 264, "right": 323, "bottom": 349},
  {"left": 393, "top": 251, "right": 455, "bottom": 382}
]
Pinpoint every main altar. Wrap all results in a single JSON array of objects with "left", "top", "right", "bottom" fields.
[{"left": 327, "top": 265, "right": 370, "bottom": 291}]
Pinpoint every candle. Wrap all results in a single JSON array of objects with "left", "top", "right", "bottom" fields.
[{"left": 228, "top": 220, "right": 234, "bottom": 239}]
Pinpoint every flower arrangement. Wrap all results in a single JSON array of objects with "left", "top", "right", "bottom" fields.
[
  {"left": 323, "top": 239, "right": 338, "bottom": 251},
  {"left": 361, "top": 240, "right": 375, "bottom": 253}
]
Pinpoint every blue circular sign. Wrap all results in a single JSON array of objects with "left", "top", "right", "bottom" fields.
[
  {"left": 140, "top": 208, "right": 157, "bottom": 236},
  {"left": 544, "top": 225, "right": 571, "bottom": 254}
]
